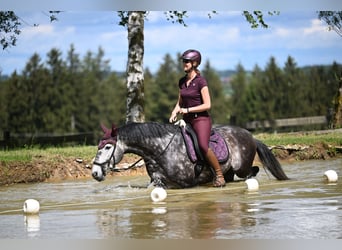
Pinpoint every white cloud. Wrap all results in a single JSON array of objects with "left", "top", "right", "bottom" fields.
[
  {"left": 21, "top": 24, "right": 55, "bottom": 38},
  {"left": 303, "top": 19, "right": 328, "bottom": 35}
]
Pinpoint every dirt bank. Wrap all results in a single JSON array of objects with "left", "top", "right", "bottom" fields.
[{"left": 0, "top": 142, "right": 341, "bottom": 186}]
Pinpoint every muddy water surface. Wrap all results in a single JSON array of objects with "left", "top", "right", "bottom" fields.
[{"left": 0, "top": 158, "right": 341, "bottom": 239}]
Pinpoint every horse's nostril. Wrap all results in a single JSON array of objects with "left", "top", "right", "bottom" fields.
[{"left": 92, "top": 172, "right": 98, "bottom": 178}]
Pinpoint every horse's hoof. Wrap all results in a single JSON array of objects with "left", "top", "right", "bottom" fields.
[{"left": 247, "top": 166, "right": 259, "bottom": 179}]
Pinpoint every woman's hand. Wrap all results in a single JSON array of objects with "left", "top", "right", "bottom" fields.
[
  {"left": 179, "top": 108, "right": 189, "bottom": 115},
  {"left": 169, "top": 112, "right": 178, "bottom": 123}
]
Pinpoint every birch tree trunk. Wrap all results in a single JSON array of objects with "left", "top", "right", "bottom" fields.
[{"left": 126, "top": 11, "right": 145, "bottom": 123}]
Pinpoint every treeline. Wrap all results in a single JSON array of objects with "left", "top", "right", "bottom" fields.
[
  {"left": 0, "top": 45, "right": 127, "bottom": 134},
  {"left": 229, "top": 57, "right": 341, "bottom": 129},
  {"left": 0, "top": 45, "right": 341, "bottom": 136}
]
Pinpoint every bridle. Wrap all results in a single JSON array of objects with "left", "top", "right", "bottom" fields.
[{"left": 93, "top": 140, "right": 116, "bottom": 176}]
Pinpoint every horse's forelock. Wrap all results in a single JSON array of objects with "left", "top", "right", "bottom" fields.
[{"left": 98, "top": 138, "right": 116, "bottom": 149}]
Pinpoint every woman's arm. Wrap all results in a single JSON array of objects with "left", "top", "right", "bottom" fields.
[{"left": 169, "top": 92, "right": 182, "bottom": 123}]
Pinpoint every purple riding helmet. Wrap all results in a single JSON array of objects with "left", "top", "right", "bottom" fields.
[{"left": 181, "top": 49, "right": 202, "bottom": 66}]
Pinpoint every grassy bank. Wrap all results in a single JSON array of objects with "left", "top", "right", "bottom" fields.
[
  {"left": 255, "top": 129, "right": 342, "bottom": 146},
  {"left": 0, "top": 145, "right": 97, "bottom": 164}
]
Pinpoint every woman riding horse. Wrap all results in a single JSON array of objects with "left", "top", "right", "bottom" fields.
[{"left": 169, "top": 49, "right": 225, "bottom": 187}]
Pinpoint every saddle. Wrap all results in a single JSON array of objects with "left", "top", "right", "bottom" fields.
[{"left": 180, "top": 123, "right": 229, "bottom": 176}]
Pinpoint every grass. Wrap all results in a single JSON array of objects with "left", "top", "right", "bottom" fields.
[
  {"left": 254, "top": 130, "right": 342, "bottom": 146},
  {"left": 0, "top": 145, "right": 97, "bottom": 164}
]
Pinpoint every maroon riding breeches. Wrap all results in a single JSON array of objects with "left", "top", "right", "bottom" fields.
[{"left": 184, "top": 113, "right": 211, "bottom": 154}]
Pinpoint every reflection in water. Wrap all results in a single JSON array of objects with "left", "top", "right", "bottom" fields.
[
  {"left": 95, "top": 199, "right": 257, "bottom": 239},
  {"left": 24, "top": 214, "right": 40, "bottom": 238}
]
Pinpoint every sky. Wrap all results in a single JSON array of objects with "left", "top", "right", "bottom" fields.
[{"left": 1, "top": 11, "right": 341, "bottom": 76}]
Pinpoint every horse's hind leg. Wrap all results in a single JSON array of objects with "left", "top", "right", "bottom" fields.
[
  {"left": 224, "top": 166, "right": 258, "bottom": 182},
  {"left": 224, "top": 167, "right": 235, "bottom": 182},
  {"left": 246, "top": 166, "right": 260, "bottom": 179}
]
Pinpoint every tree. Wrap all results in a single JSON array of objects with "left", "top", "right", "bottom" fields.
[
  {"left": 332, "top": 74, "right": 342, "bottom": 128},
  {"left": 229, "top": 63, "right": 248, "bottom": 125},
  {"left": 45, "top": 48, "right": 70, "bottom": 132},
  {"left": 318, "top": 11, "right": 342, "bottom": 37},
  {"left": 0, "top": 11, "right": 21, "bottom": 50},
  {"left": 125, "top": 12, "right": 145, "bottom": 123},
  {"left": 145, "top": 53, "right": 180, "bottom": 122},
  {"left": 260, "top": 57, "right": 283, "bottom": 122},
  {"left": 282, "top": 56, "right": 306, "bottom": 118},
  {"left": 243, "top": 64, "right": 264, "bottom": 124},
  {"left": 202, "top": 61, "right": 230, "bottom": 124}
]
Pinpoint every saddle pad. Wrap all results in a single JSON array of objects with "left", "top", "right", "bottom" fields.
[{"left": 181, "top": 127, "right": 229, "bottom": 163}]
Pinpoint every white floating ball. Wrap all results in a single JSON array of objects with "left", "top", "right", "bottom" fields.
[
  {"left": 324, "top": 170, "right": 338, "bottom": 183},
  {"left": 23, "top": 199, "right": 40, "bottom": 214},
  {"left": 245, "top": 178, "right": 259, "bottom": 191},
  {"left": 150, "top": 187, "right": 167, "bottom": 202}
]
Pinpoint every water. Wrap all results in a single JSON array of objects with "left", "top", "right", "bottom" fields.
[{"left": 0, "top": 158, "right": 341, "bottom": 239}]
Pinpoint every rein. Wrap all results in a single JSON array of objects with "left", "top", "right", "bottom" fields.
[{"left": 111, "top": 157, "right": 144, "bottom": 172}]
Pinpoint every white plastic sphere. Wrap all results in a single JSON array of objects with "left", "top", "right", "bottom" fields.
[
  {"left": 245, "top": 178, "right": 259, "bottom": 191},
  {"left": 23, "top": 199, "right": 40, "bottom": 214},
  {"left": 324, "top": 170, "right": 338, "bottom": 183},
  {"left": 150, "top": 187, "right": 167, "bottom": 202}
]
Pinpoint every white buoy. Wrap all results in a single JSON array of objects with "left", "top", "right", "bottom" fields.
[
  {"left": 23, "top": 199, "right": 40, "bottom": 214},
  {"left": 245, "top": 178, "right": 259, "bottom": 191},
  {"left": 150, "top": 187, "right": 167, "bottom": 202},
  {"left": 324, "top": 170, "right": 338, "bottom": 183}
]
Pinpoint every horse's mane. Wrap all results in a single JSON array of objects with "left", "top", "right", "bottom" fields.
[{"left": 118, "top": 122, "right": 179, "bottom": 141}]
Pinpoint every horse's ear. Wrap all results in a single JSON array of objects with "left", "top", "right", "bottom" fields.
[
  {"left": 111, "top": 123, "right": 118, "bottom": 137},
  {"left": 100, "top": 124, "right": 109, "bottom": 133}
]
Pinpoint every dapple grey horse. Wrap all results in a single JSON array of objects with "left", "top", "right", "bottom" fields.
[{"left": 92, "top": 122, "right": 288, "bottom": 189}]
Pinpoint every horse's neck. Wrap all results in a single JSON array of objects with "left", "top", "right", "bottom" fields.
[{"left": 119, "top": 133, "right": 176, "bottom": 158}]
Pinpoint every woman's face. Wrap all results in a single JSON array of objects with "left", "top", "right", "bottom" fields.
[{"left": 183, "top": 59, "right": 193, "bottom": 73}]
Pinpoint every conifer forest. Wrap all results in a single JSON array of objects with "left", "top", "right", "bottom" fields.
[{"left": 0, "top": 45, "right": 341, "bottom": 136}]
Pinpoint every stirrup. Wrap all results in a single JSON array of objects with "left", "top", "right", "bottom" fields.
[{"left": 213, "top": 175, "right": 226, "bottom": 187}]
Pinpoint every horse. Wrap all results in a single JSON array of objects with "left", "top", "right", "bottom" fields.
[{"left": 91, "top": 121, "right": 289, "bottom": 189}]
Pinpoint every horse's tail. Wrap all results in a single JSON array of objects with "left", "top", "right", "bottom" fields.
[{"left": 255, "top": 139, "right": 289, "bottom": 180}]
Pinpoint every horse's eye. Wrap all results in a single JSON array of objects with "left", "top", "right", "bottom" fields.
[{"left": 105, "top": 145, "right": 112, "bottom": 150}]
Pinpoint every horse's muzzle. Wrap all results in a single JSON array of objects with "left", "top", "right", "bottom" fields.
[{"left": 92, "top": 165, "right": 105, "bottom": 182}]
